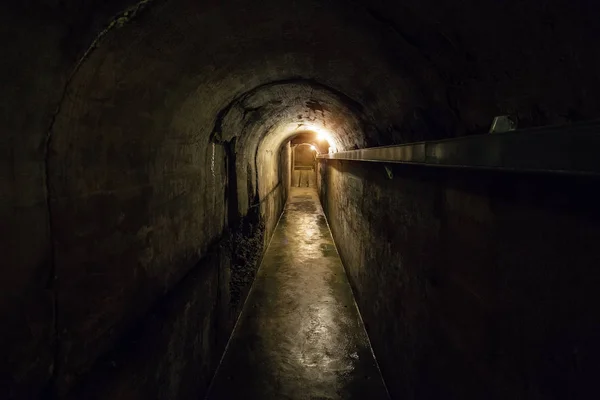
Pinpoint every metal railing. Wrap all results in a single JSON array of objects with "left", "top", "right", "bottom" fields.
[{"left": 317, "top": 121, "right": 600, "bottom": 176}]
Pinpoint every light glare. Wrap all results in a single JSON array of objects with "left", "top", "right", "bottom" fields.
[
  {"left": 285, "top": 123, "right": 339, "bottom": 153},
  {"left": 304, "top": 125, "right": 337, "bottom": 153}
]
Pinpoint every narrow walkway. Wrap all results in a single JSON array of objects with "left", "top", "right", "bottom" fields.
[{"left": 207, "top": 187, "right": 389, "bottom": 400}]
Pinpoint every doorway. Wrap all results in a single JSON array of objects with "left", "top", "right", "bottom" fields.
[{"left": 291, "top": 143, "right": 317, "bottom": 188}]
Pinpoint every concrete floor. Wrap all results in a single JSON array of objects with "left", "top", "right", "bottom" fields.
[
  {"left": 206, "top": 187, "right": 389, "bottom": 400},
  {"left": 292, "top": 167, "right": 317, "bottom": 188}
]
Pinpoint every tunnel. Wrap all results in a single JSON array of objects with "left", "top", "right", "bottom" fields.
[{"left": 3, "top": 0, "right": 600, "bottom": 399}]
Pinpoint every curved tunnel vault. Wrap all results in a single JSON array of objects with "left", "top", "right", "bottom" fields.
[
  {"left": 4, "top": 0, "right": 600, "bottom": 398},
  {"left": 211, "top": 80, "right": 368, "bottom": 227},
  {"left": 47, "top": 0, "right": 399, "bottom": 393}
]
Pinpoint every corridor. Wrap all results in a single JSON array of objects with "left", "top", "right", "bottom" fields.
[
  {"left": 206, "top": 187, "right": 389, "bottom": 400},
  {"left": 5, "top": 1, "right": 600, "bottom": 398}
]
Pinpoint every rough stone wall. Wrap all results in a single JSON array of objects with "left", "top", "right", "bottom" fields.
[{"left": 320, "top": 160, "right": 600, "bottom": 399}]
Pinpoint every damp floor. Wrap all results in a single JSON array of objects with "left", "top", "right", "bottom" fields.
[{"left": 206, "top": 187, "right": 389, "bottom": 400}]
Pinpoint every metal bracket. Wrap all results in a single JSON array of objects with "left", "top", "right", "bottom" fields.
[{"left": 384, "top": 166, "right": 393, "bottom": 179}]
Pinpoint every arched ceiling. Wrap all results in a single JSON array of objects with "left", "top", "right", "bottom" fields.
[
  {"left": 213, "top": 80, "right": 368, "bottom": 156},
  {"left": 52, "top": 0, "right": 432, "bottom": 159},
  {"left": 48, "top": 0, "right": 600, "bottom": 169},
  {"left": 3, "top": 0, "right": 600, "bottom": 396}
]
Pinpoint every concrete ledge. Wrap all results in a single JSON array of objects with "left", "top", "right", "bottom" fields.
[{"left": 318, "top": 121, "right": 600, "bottom": 175}]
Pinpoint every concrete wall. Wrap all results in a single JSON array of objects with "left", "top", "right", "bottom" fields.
[
  {"left": 319, "top": 159, "right": 600, "bottom": 399},
  {"left": 294, "top": 145, "right": 316, "bottom": 167},
  {"left": 258, "top": 143, "right": 292, "bottom": 242},
  {"left": 44, "top": 129, "right": 290, "bottom": 399},
  {"left": 63, "top": 244, "right": 233, "bottom": 399},
  {"left": 3, "top": 0, "right": 600, "bottom": 398},
  {"left": 0, "top": 2, "right": 138, "bottom": 397}
]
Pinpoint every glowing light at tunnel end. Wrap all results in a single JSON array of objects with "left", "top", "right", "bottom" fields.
[{"left": 302, "top": 124, "right": 338, "bottom": 154}]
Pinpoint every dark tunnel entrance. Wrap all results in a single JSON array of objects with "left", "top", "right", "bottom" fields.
[{"left": 4, "top": 0, "right": 600, "bottom": 399}]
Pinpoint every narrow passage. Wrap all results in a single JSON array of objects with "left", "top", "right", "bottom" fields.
[{"left": 207, "top": 187, "right": 389, "bottom": 400}]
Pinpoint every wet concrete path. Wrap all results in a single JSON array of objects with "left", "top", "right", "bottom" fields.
[{"left": 206, "top": 187, "right": 389, "bottom": 400}]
